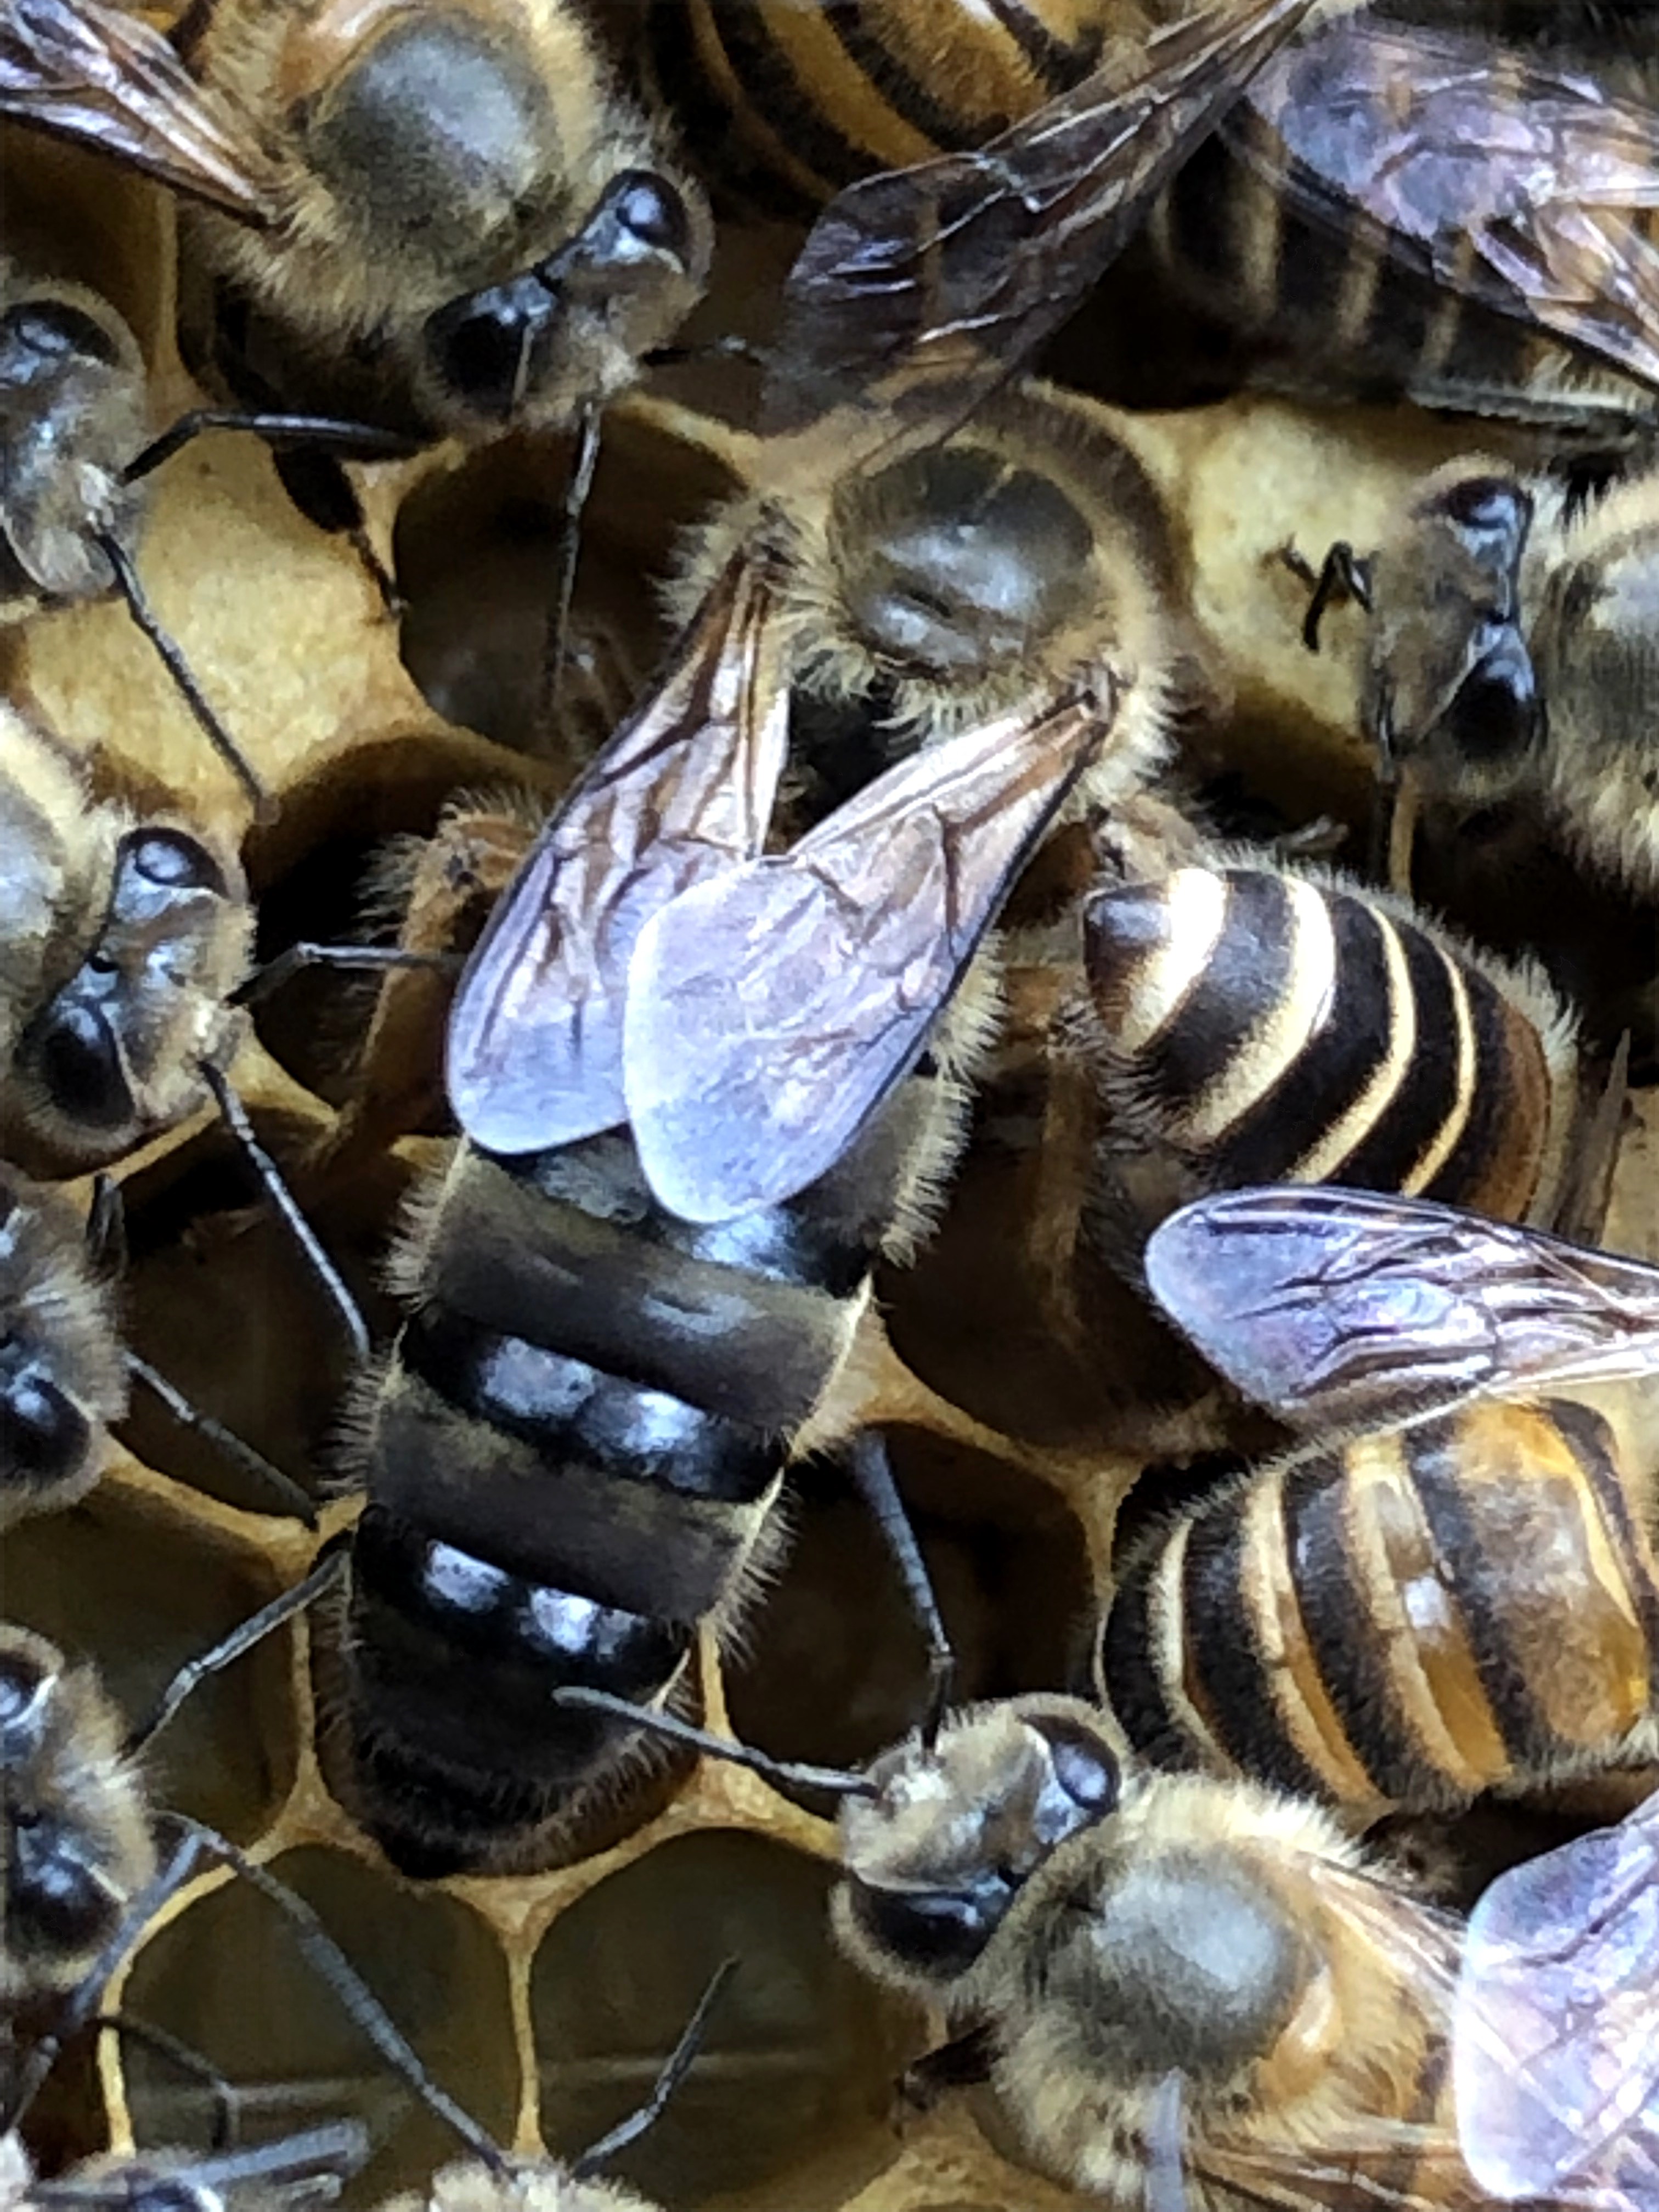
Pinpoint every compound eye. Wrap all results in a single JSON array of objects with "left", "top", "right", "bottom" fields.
[
  {"left": 1443, "top": 475, "right": 1526, "bottom": 535},
  {"left": 33, "top": 1002, "right": 132, "bottom": 1131},
  {"left": 1045, "top": 1722, "right": 1120, "bottom": 1816},
  {"left": 0, "top": 297, "right": 122, "bottom": 368},
  {"left": 126, "top": 829, "right": 225, "bottom": 895},
  {"left": 0, "top": 1646, "right": 50, "bottom": 1753},
  {"left": 1451, "top": 629, "right": 1543, "bottom": 764},
  {"left": 845, "top": 1871, "right": 1012, "bottom": 1981},
  {"left": 424, "top": 278, "right": 541, "bottom": 421},
  {"left": 607, "top": 171, "right": 692, "bottom": 264},
  {"left": 2, "top": 1371, "right": 91, "bottom": 1486},
  {"left": 9, "top": 1822, "right": 121, "bottom": 1955}
]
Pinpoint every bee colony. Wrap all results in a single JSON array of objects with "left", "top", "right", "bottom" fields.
[{"left": 3, "top": 2, "right": 1658, "bottom": 2210}]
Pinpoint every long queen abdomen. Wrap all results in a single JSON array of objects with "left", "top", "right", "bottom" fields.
[
  {"left": 340, "top": 1094, "right": 939, "bottom": 1877},
  {"left": 1103, "top": 1394, "right": 1659, "bottom": 1815}
]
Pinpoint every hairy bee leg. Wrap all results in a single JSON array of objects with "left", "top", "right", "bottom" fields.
[
  {"left": 93, "top": 2013, "right": 245, "bottom": 2149},
  {"left": 199, "top": 1062, "right": 369, "bottom": 1363},
  {"left": 569, "top": 1957, "right": 738, "bottom": 2177},
  {"left": 95, "top": 534, "right": 273, "bottom": 823},
  {"left": 124, "top": 1548, "right": 348, "bottom": 1755},
  {"left": 85, "top": 1176, "right": 318, "bottom": 1525},
  {"left": 318, "top": 808, "right": 536, "bottom": 1171},
  {"left": 537, "top": 400, "right": 603, "bottom": 740},
  {"left": 126, "top": 1355, "right": 318, "bottom": 1527},
  {"left": 232, "top": 943, "right": 459, "bottom": 1012},
  {"left": 847, "top": 1431, "right": 956, "bottom": 1750},
  {"left": 549, "top": 1686, "right": 878, "bottom": 1797},
  {"left": 898, "top": 2024, "right": 996, "bottom": 2111},
  {"left": 123, "top": 410, "right": 419, "bottom": 487}
]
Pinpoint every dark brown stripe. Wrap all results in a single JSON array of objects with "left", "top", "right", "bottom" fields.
[
  {"left": 1209, "top": 888, "right": 1392, "bottom": 1188},
  {"left": 983, "top": 0, "right": 1103, "bottom": 98},
  {"left": 1548, "top": 1396, "right": 1659, "bottom": 1698},
  {"left": 1403, "top": 1413, "right": 1556, "bottom": 1772},
  {"left": 1418, "top": 963, "right": 1532, "bottom": 1210},
  {"left": 696, "top": 0, "right": 874, "bottom": 196},
  {"left": 1325, "top": 923, "right": 1460, "bottom": 1193},
  {"left": 1179, "top": 1488, "right": 1332, "bottom": 1802},
  {"left": 1142, "top": 871, "right": 1300, "bottom": 1115},
  {"left": 1279, "top": 1449, "right": 1426, "bottom": 1807},
  {"left": 1099, "top": 1547, "right": 1198, "bottom": 1772},
  {"left": 823, "top": 2, "right": 994, "bottom": 154},
  {"left": 646, "top": 0, "right": 823, "bottom": 223}
]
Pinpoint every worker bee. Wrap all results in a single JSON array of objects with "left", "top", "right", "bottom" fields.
[
  {"left": 1454, "top": 1780, "right": 1659, "bottom": 2207},
  {"left": 1099, "top": 1184, "right": 1659, "bottom": 1820},
  {"left": 0, "top": 702, "right": 250, "bottom": 1179},
  {"left": 0, "top": 251, "right": 270, "bottom": 812},
  {"left": 1074, "top": 850, "right": 1590, "bottom": 1262},
  {"left": 1294, "top": 455, "right": 1659, "bottom": 902},
  {"left": 0, "top": 1169, "right": 126, "bottom": 1529},
  {"left": 665, "top": 0, "right": 1659, "bottom": 445}
]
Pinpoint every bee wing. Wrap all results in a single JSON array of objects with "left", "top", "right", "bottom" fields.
[
  {"left": 761, "top": 0, "right": 1328, "bottom": 462},
  {"left": 0, "top": 0, "right": 280, "bottom": 221},
  {"left": 445, "top": 551, "right": 789, "bottom": 1155},
  {"left": 1143, "top": 1187, "right": 1659, "bottom": 1433},
  {"left": 1229, "top": 17, "right": 1659, "bottom": 397},
  {"left": 1455, "top": 1789, "right": 1659, "bottom": 2209},
  {"left": 622, "top": 692, "right": 1110, "bottom": 1222}
]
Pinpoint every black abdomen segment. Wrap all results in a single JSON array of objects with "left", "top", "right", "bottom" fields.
[
  {"left": 345, "top": 1108, "right": 934, "bottom": 1871},
  {"left": 1102, "top": 1398, "right": 1659, "bottom": 1815}
]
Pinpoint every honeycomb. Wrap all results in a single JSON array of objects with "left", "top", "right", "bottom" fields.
[{"left": 4, "top": 91, "right": 1657, "bottom": 2212}]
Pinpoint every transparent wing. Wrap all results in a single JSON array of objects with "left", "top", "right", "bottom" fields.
[
  {"left": 1455, "top": 1790, "right": 1659, "bottom": 2209},
  {"left": 623, "top": 692, "right": 1111, "bottom": 1222},
  {"left": 445, "top": 550, "right": 788, "bottom": 1155},
  {"left": 760, "top": 0, "right": 1328, "bottom": 466},
  {"left": 0, "top": 0, "right": 280, "bottom": 221},
  {"left": 1229, "top": 16, "right": 1659, "bottom": 396},
  {"left": 1143, "top": 1187, "right": 1659, "bottom": 1433}
]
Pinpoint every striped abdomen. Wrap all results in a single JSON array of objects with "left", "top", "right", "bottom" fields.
[
  {"left": 648, "top": 0, "right": 1107, "bottom": 214},
  {"left": 1082, "top": 864, "right": 1577, "bottom": 1226},
  {"left": 342, "top": 1105, "right": 931, "bottom": 1874},
  {"left": 1102, "top": 1395, "right": 1659, "bottom": 1814}
]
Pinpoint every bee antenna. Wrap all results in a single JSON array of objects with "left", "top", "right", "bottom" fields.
[
  {"left": 845, "top": 1432, "right": 955, "bottom": 1752},
  {"left": 93, "top": 2012, "right": 247, "bottom": 2152},
  {"left": 199, "top": 1062, "right": 371, "bottom": 1363},
  {"left": 95, "top": 533, "right": 275, "bottom": 825},
  {"left": 569, "top": 1957, "right": 738, "bottom": 2179},
  {"left": 123, "top": 1548, "right": 347, "bottom": 1756},
  {"left": 1145, "top": 2070, "right": 1189, "bottom": 2212},
  {"left": 537, "top": 400, "right": 602, "bottom": 739},
  {"left": 548, "top": 1686, "right": 879, "bottom": 1799}
]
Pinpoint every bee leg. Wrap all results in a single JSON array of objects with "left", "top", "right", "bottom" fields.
[
  {"left": 548, "top": 1686, "right": 877, "bottom": 1798},
  {"left": 847, "top": 1431, "right": 955, "bottom": 1751},
  {"left": 93, "top": 2015, "right": 244, "bottom": 2150},
  {"left": 266, "top": 444, "right": 403, "bottom": 618},
  {"left": 124, "top": 1549, "right": 347, "bottom": 1754},
  {"left": 198, "top": 1060, "right": 370, "bottom": 1363},
  {"left": 536, "top": 400, "right": 603, "bottom": 741},
  {"left": 231, "top": 942, "right": 459, "bottom": 1013},
  {"left": 899, "top": 2023, "right": 996, "bottom": 2111},
  {"left": 1280, "top": 539, "right": 1372, "bottom": 653},
  {"left": 570, "top": 1959, "right": 738, "bottom": 2176},
  {"left": 95, "top": 534, "right": 273, "bottom": 823},
  {"left": 85, "top": 1176, "right": 319, "bottom": 1525},
  {"left": 124, "top": 411, "right": 418, "bottom": 489},
  {"left": 1554, "top": 1030, "right": 1630, "bottom": 1247}
]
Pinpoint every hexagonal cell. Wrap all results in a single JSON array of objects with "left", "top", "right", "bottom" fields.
[
  {"left": 120, "top": 1847, "right": 516, "bottom": 2208},
  {"left": 393, "top": 411, "right": 740, "bottom": 760},
  {"left": 725, "top": 1432, "right": 1094, "bottom": 1816},
  {"left": 1, "top": 1487, "right": 295, "bottom": 1844},
  {"left": 532, "top": 1829, "right": 926, "bottom": 2209},
  {"left": 115, "top": 1121, "right": 413, "bottom": 1515}
]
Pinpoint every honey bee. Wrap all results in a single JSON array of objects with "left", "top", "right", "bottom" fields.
[
  {"left": 1098, "top": 1184, "right": 1659, "bottom": 1820},
  {"left": 0, "top": 1169, "right": 126, "bottom": 1529},
  {"left": 1293, "top": 455, "right": 1659, "bottom": 903},
  {"left": 0, "top": 702, "right": 250, "bottom": 1180},
  {"left": 664, "top": 0, "right": 1659, "bottom": 445},
  {"left": 1, "top": 2124, "right": 372, "bottom": 2212},
  {"left": 1074, "top": 850, "right": 1592, "bottom": 1258},
  {"left": 0, "top": 252, "right": 272, "bottom": 814},
  {"left": 1453, "top": 1780, "right": 1659, "bottom": 2206},
  {"left": 0, "top": 0, "right": 709, "bottom": 623}
]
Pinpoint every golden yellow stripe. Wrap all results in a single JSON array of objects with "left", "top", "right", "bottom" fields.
[
  {"left": 755, "top": 1, "right": 940, "bottom": 171},
  {"left": 1289, "top": 904, "right": 1413, "bottom": 1181},
  {"left": 1341, "top": 1430, "right": 1510, "bottom": 1793},
  {"left": 1239, "top": 1471, "right": 1380, "bottom": 1803},
  {"left": 684, "top": 0, "right": 842, "bottom": 206},
  {"left": 1403, "top": 945, "right": 1474, "bottom": 1195},
  {"left": 1112, "top": 867, "right": 1228, "bottom": 1057},
  {"left": 1181, "top": 873, "right": 1334, "bottom": 1143}
]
